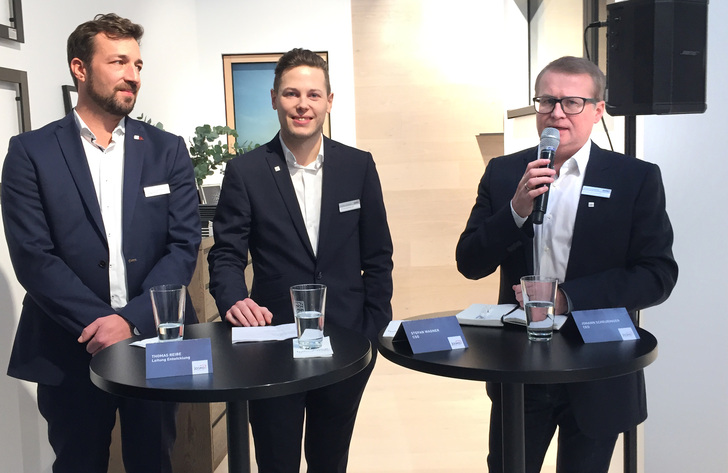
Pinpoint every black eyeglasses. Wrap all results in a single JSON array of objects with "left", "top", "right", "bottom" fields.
[{"left": 533, "top": 96, "right": 599, "bottom": 115}]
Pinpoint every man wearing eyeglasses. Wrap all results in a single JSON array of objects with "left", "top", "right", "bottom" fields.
[{"left": 456, "top": 56, "right": 678, "bottom": 473}]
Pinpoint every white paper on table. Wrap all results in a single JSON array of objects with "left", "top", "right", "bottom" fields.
[
  {"left": 292, "top": 336, "right": 334, "bottom": 358},
  {"left": 232, "top": 323, "right": 298, "bottom": 343},
  {"left": 381, "top": 320, "right": 402, "bottom": 338},
  {"left": 130, "top": 337, "right": 159, "bottom": 348}
]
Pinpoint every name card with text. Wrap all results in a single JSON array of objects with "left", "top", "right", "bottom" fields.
[
  {"left": 572, "top": 307, "right": 640, "bottom": 343},
  {"left": 146, "top": 338, "right": 213, "bottom": 379},
  {"left": 393, "top": 316, "right": 468, "bottom": 354}
]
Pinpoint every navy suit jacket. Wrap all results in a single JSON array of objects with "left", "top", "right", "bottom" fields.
[
  {"left": 456, "top": 142, "right": 678, "bottom": 436},
  {"left": 208, "top": 135, "right": 393, "bottom": 342},
  {"left": 2, "top": 113, "right": 201, "bottom": 386}
]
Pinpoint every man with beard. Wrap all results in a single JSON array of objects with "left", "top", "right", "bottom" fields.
[{"left": 1, "top": 14, "right": 200, "bottom": 473}]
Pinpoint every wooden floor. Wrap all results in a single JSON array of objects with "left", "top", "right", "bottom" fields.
[{"left": 214, "top": 354, "right": 626, "bottom": 473}]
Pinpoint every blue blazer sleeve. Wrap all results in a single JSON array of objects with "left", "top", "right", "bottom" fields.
[{"left": 355, "top": 154, "right": 394, "bottom": 338}]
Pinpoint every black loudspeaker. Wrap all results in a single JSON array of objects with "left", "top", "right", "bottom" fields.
[{"left": 606, "top": 0, "right": 708, "bottom": 116}]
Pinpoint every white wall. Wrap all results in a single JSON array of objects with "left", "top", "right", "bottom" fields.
[
  {"left": 504, "top": 0, "right": 725, "bottom": 472},
  {"left": 641, "top": 1, "right": 727, "bottom": 471},
  {"left": 0, "top": 1, "right": 354, "bottom": 471}
]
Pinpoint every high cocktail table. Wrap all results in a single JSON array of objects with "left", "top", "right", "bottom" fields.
[
  {"left": 90, "top": 321, "right": 372, "bottom": 473},
  {"left": 378, "top": 311, "right": 657, "bottom": 473}
]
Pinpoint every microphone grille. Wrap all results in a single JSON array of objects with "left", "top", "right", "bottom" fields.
[{"left": 540, "top": 127, "right": 560, "bottom": 151}]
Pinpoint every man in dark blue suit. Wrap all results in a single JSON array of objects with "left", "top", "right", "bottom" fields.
[
  {"left": 456, "top": 57, "right": 678, "bottom": 473},
  {"left": 208, "top": 48, "right": 393, "bottom": 472},
  {"left": 1, "top": 14, "right": 200, "bottom": 473}
]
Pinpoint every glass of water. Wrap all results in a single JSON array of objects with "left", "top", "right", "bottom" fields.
[
  {"left": 520, "top": 276, "right": 558, "bottom": 342},
  {"left": 290, "top": 284, "right": 326, "bottom": 349},
  {"left": 150, "top": 284, "right": 186, "bottom": 342}
]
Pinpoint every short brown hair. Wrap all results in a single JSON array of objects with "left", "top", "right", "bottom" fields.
[
  {"left": 535, "top": 56, "right": 606, "bottom": 101},
  {"left": 273, "top": 48, "right": 330, "bottom": 95},
  {"left": 67, "top": 13, "right": 144, "bottom": 87}
]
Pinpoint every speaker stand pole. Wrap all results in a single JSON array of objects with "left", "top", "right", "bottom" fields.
[
  {"left": 624, "top": 115, "right": 637, "bottom": 157},
  {"left": 623, "top": 113, "right": 639, "bottom": 473}
]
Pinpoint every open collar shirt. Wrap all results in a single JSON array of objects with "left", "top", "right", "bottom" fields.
[
  {"left": 74, "top": 110, "right": 128, "bottom": 310},
  {"left": 535, "top": 139, "right": 591, "bottom": 283},
  {"left": 511, "top": 139, "right": 592, "bottom": 284},
  {"left": 280, "top": 135, "right": 325, "bottom": 256}
]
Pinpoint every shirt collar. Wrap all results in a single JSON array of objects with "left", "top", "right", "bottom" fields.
[
  {"left": 280, "top": 134, "right": 325, "bottom": 170},
  {"left": 73, "top": 110, "right": 126, "bottom": 147},
  {"left": 561, "top": 139, "right": 592, "bottom": 176}
]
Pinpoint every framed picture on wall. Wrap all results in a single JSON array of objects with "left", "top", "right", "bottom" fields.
[
  {"left": 62, "top": 85, "right": 78, "bottom": 115},
  {"left": 0, "top": 66, "right": 31, "bottom": 193},
  {"left": 0, "top": 0, "right": 24, "bottom": 42},
  {"left": 222, "top": 52, "right": 331, "bottom": 149}
]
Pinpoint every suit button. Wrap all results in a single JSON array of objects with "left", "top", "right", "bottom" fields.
[
  {"left": 98, "top": 261, "right": 107, "bottom": 268},
  {"left": 316, "top": 272, "right": 323, "bottom": 280}
]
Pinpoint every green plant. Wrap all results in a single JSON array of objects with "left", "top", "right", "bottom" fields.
[
  {"left": 136, "top": 116, "right": 259, "bottom": 186},
  {"left": 189, "top": 125, "right": 259, "bottom": 186},
  {"left": 136, "top": 114, "right": 165, "bottom": 130}
]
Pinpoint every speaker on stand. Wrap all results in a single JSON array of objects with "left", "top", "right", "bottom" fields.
[
  {"left": 603, "top": 2, "right": 708, "bottom": 472},
  {"left": 606, "top": 0, "right": 708, "bottom": 116}
]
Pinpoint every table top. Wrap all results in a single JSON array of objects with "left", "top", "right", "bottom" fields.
[
  {"left": 378, "top": 311, "right": 657, "bottom": 384},
  {"left": 90, "top": 322, "right": 372, "bottom": 403}
]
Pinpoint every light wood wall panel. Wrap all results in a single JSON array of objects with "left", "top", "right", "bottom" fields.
[{"left": 351, "top": 0, "right": 506, "bottom": 317}]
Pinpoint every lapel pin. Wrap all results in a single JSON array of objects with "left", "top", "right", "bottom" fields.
[
  {"left": 588, "top": 202, "right": 595, "bottom": 208},
  {"left": 133, "top": 135, "right": 144, "bottom": 141},
  {"left": 274, "top": 166, "right": 281, "bottom": 172}
]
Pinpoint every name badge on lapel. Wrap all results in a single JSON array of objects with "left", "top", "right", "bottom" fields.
[
  {"left": 339, "top": 199, "right": 361, "bottom": 213},
  {"left": 144, "top": 184, "right": 171, "bottom": 197},
  {"left": 581, "top": 186, "right": 611, "bottom": 198}
]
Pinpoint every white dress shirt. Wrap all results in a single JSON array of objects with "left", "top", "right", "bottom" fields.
[
  {"left": 74, "top": 111, "right": 128, "bottom": 310},
  {"left": 535, "top": 140, "right": 591, "bottom": 283},
  {"left": 281, "top": 135, "right": 324, "bottom": 256},
  {"left": 511, "top": 139, "right": 592, "bottom": 283}
]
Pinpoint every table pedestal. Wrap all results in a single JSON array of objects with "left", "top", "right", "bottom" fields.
[
  {"left": 502, "top": 383, "right": 525, "bottom": 473},
  {"left": 227, "top": 401, "right": 251, "bottom": 473}
]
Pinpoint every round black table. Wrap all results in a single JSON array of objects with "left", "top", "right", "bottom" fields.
[
  {"left": 90, "top": 322, "right": 372, "bottom": 473},
  {"left": 377, "top": 311, "right": 658, "bottom": 473}
]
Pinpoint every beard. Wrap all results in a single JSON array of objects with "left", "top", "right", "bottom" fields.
[{"left": 86, "top": 69, "right": 138, "bottom": 117}]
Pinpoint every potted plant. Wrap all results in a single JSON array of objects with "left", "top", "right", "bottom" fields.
[
  {"left": 136, "top": 116, "right": 258, "bottom": 188},
  {"left": 189, "top": 125, "right": 259, "bottom": 186}
]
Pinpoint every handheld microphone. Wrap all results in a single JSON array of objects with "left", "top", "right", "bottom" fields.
[{"left": 531, "top": 127, "right": 560, "bottom": 225}]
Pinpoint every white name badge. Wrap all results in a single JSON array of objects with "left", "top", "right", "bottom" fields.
[
  {"left": 581, "top": 186, "right": 611, "bottom": 198},
  {"left": 339, "top": 199, "right": 361, "bottom": 213},
  {"left": 144, "top": 184, "right": 171, "bottom": 197}
]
